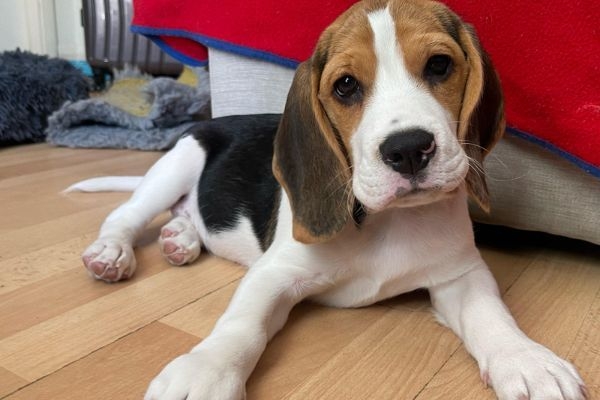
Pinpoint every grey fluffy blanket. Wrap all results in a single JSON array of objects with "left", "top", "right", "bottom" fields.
[
  {"left": 46, "top": 68, "right": 210, "bottom": 151},
  {"left": 0, "top": 50, "right": 90, "bottom": 145}
]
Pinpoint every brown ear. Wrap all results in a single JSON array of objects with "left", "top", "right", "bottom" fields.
[
  {"left": 272, "top": 54, "right": 352, "bottom": 244},
  {"left": 457, "top": 24, "right": 505, "bottom": 212}
]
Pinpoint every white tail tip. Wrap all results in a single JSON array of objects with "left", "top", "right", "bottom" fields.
[{"left": 64, "top": 176, "right": 143, "bottom": 193}]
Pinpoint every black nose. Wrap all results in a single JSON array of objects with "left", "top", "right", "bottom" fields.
[{"left": 379, "top": 129, "right": 436, "bottom": 175}]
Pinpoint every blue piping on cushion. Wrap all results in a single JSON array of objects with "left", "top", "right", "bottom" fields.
[
  {"left": 131, "top": 25, "right": 300, "bottom": 69},
  {"left": 149, "top": 36, "right": 207, "bottom": 67},
  {"left": 506, "top": 126, "right": 600, "bottom": 179}
]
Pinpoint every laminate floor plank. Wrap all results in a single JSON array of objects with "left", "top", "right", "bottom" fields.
[
  {"left": 0, "top": 257, "right": 243, "bottom": 382},
  {"left": 3, "top": 322, "right": 199, "bottom": 400}
]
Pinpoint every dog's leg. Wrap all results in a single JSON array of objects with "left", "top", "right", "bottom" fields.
[
  {"left": 144, "top": 252, "right": 329, "bottom": 400},
  {"left": 430, "top": 261, "right": 587, "bottom": 400},
  {"left": 83, "top": 136, "right": 206, "bottom": 282},
  {"left": 158, "top": 215, "right": 202, "bottom": 266}
]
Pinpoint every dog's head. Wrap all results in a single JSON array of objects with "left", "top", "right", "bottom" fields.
[{"left": 273, "top": 0, "right": 505, "bottom": 244}]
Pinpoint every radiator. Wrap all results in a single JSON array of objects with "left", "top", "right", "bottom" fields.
[{"left": 81, "top": 0, "right": 183, "bottom": 78}]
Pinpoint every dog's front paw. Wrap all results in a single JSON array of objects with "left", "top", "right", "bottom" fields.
[
  {"left": 484, "top": 341, "right": 588, "bottom": 400},
  {"left": 145, "top": 352, "right": 246, "bottom": 400},
  {"left": 82, "top": 239, "right": 136, "bottom": 282}
]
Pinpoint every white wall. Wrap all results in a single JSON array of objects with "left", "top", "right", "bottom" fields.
[
  {"left": 0, "top": 0, "right": 31, "bottom": 52},
  {"left": 55, "top": 0, "right": 85, "bottom": 60},
  {"left": 0, "top": 0, "right": 85, "bottom": 60}
]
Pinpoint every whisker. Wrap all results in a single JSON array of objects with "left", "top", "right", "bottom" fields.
[
  {"left": 465, "top": 155, "right": 485, "bottom": 180},
  {"left": 460, "top": 140, "right": 528, "bottom": 182},
  {"left": 458, "top": 140, "right": 489, "bottom": 153},
  {"left": 325, "top": 167, "right": 352, "bottom": 202},
  {"left": 459, "top": 140, "right": 505, "bottom": 167},
  {"left": 324, "top": 165, "right": 356, "bottom": 217}
]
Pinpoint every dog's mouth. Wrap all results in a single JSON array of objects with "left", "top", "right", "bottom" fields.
[
  {"left": 396, "top": 182, "right": 450, "bottom": 196},
  {"left": 353, "top": 167, "right": 464, "bottom": 212},
  {"left": 387, "top": 184, "right": 459, "bottom": 209}
]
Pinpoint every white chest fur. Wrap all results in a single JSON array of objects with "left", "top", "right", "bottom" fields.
[{"left": 279, "top": 188, "right": 483, "bottom": 308}]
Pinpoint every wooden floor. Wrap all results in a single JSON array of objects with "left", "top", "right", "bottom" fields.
[{"left": 0, "top": 143, "right": 598, "bottom": 400}]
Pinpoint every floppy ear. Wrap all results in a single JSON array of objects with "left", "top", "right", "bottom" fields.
[
  {"left": 272, "top": 51, "right": 353, "bottom": 244},
  {"left": 457, "top": 24, "right": 505, "bottom": 212}
]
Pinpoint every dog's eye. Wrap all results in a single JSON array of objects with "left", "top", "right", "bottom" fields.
[
  {"left": 424, "top": 55, "right": 453, "bottom": 83},
  {"left": 334, "top": 75, "right": 361, "bottom": 103}
]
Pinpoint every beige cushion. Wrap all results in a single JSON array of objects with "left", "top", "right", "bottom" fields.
[
  {"left": 470, "top": 135, "right": 600, "bottom": 245},
  {"left": 208, "top": 48, "right": 294, "bottom": 117}
]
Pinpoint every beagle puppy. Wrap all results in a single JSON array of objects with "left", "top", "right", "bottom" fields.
[{"left": 75, "top": 0, "right": 587, "bottom": 399}]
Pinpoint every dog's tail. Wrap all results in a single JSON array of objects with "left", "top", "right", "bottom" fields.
[{"left": 64, "top": 176, "right": 143, "bottom": 193}]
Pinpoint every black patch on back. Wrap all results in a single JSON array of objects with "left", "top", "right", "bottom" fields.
[{"left": 189, "top": 114, "right": 282, "bottom": 251}]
